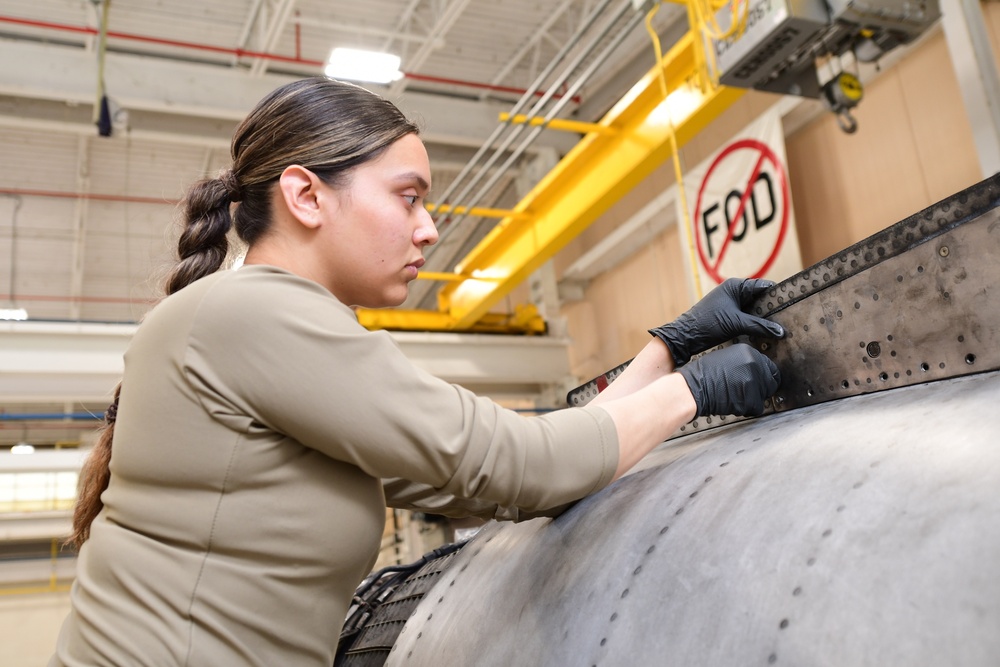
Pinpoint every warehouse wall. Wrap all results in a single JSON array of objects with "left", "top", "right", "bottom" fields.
[{"left": 558, "top": 13, "right": 994, "bottom": 381}]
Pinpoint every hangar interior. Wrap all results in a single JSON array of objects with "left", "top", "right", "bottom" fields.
[{"left": 0, "top": 0, "right": 998, "bottom": 664}]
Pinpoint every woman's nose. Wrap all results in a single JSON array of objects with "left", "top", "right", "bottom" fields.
[{"left": 414, "top": 208, "right": 439, "bottom": 246}]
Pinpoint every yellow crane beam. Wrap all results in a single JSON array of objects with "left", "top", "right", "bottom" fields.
[{"left": 359, "top": 28, "right": 745, "bottom": 333}]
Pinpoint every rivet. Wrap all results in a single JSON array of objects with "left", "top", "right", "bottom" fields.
[
  {"left": 792, "top": 587, "right": 803, "bottom": 596},
  {"left": 611, "top": 612, "right": 618, "bottom": 622},
  {"left": 807, "top": 557, "right": 816, "bottom": 566},
  {"left": 939, "top": 246, "right": 949, "bottom": 257},
  {"left": 822, "top": 529, "right": 832, "bottom": 538},
  {"left": 780, "top": 619, "right": 789, "bottom": 629},
  {"left": 769, "top": 653, "right": 778, "bottom": 664}
]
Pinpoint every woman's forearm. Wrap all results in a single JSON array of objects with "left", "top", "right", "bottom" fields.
[
  {"left": 590, "top": 338, "right": 675, "bottom": 406},
  {"left": 599, "top": 373, "right": 696, "bottom": 480}
]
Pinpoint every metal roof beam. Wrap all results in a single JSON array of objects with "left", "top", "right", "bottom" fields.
[
  {"left": 0, "top": 321, "right": 568, "bottom": 404},
  {"left": 0, "top": 39, "right": 577, "bottom": 152}
]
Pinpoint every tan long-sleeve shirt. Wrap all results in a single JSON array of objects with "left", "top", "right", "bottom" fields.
[{"left": 51, "top": 265, "right": 618, "bottom": 666}]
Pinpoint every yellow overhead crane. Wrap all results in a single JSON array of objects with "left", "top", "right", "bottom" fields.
[
  {"left": 356, "top": 0, "right": 939, "bottom": 334},
  {"left": 357, "top": 7, "right": 741, "bottom": 335}
]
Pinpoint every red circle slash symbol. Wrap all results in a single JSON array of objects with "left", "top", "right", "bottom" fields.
[{"left": 693, "top": 139, "right": 789, "bottom": 284}]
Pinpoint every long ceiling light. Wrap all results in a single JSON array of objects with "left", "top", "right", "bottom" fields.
[{"left": 325, "top": 48, "right": 403, "bottom": 84}]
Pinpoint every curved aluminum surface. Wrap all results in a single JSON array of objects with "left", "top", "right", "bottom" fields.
[{"left": 387, "top": 371, "right": 1000, "bottom": 666}]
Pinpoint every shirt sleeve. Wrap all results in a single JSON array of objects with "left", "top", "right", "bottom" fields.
[
  {"left": 381, "top": 477, "right": 581, "bottom": 522},
  {"left": 183, "top": 268, "right": 619, "bottom": 515}
]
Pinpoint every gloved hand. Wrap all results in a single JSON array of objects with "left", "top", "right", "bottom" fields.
[
  {"left": 649, "top": 278, "right": 785, "bottom": 367},
  {"left": 677, "top": 344, "right": 780, "bottom": 417}
]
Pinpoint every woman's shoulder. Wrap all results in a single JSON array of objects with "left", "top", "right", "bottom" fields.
[
  {"left": 145, "top": 265, "right": 361, "bottom": 342},
  {"left": 189, "top": 265, "right": 347, "bottom": 310}
]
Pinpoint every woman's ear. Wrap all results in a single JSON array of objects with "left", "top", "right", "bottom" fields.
[{"left": 277, "top": 165, "right": 327, "bottom": 230}]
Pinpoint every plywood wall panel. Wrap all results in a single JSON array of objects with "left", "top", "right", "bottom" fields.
[{"left": 894, "top": 31, "right": 981, "bottom": 203}]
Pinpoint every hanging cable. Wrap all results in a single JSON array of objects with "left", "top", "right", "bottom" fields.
[
  {"left": 3, "top": 195, "right": 24, "bottom": 312},
  {"left": 644, "top": 2, "right": 704, "bottom": 299}
]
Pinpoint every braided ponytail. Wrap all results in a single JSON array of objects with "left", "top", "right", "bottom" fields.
[
  {"left": 165, "top": 175, "right": 234, "bottom": 295},
  {"left": 68, "top": 383, "right": 120, "bottom": 549}
]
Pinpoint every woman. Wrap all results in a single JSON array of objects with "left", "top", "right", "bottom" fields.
[{"left": 51, "top": 77, "right": 781, "bottom": 666}]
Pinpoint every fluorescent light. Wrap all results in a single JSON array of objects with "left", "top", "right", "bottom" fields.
[
  {"left": 325, "top": 48, "right": 403, "bottom": 84},
  {"left": 0, "top": 308, "right": 27, "bottom": 321},
  {"left": 11, "top": 443, "right": 35, "bottom": 455}
]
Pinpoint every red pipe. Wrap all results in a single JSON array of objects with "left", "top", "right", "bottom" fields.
[
  {"left": 0, "top": 15, "right": 581, "bottom": 102},
  {"left": 0, "top": 187, "right": 177, "bottom": 206}
]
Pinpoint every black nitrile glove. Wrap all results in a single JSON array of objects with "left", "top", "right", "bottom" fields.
[
  {"left": 649, "top": 278, "right": 785, "bottom": 367},
  {"left": 677, "top": 344, "right": 781, "bottom": 417}
]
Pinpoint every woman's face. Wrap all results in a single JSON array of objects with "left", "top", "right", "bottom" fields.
[{"left": 320, "top": 133, "right": 438, "bottom": 308}]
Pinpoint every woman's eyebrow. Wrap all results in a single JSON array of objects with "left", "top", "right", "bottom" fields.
[{"left": 394, "top": 172, "right": 430, "bottom": 192}]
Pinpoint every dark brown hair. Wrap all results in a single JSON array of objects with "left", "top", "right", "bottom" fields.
[{"left": 68, "top": 77, "right": 419, "bottom": 549}]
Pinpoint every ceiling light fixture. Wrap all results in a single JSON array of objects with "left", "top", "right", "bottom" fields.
[
  {"left": 325, "top": 48, "right": 403, "bottom": 85},
  {"left": 0, "top": 308, "right": 28, "bottom": 321},
  {"left": 11, "top": 442, "right": 35, "bottom": 455}
]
